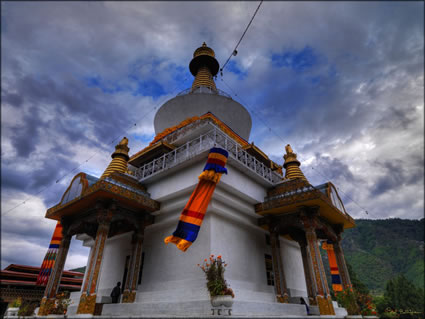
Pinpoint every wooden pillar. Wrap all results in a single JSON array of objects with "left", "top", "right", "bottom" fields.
[
  {"left": 122, "top": 230, "right": 144, "bottom": 303},
  {"left": 303, "top": 221, "right": 335, "bottom": 315},
  {"left": 333, "top": 237, "right": 352, "bottom": 290},
  {"left": 77, "top": 208, "right": 112, "bottom": 314},
  {"left": 270, "top": 231, "right": 289, "bottom": 303},
  {"left": 38, "top": 233, "right": 71, "bottom": 316},
  {"left": 299, "top": 240, "right": 317, "bottom": 305}
]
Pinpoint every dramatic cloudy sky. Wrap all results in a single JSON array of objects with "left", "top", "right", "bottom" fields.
[{"left": 1, "top": 2, "right": 423, "bottom": 269}]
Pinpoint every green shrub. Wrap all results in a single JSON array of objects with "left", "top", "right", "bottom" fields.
[
  {"left": 18, "top": 300, "right": 38, "bottom": 316},
  {"left": 10, "top": 297, "right": 22, "bottom": 308},
  {"left": 335, "top": 287, "right": 360, "bottom": 315}
]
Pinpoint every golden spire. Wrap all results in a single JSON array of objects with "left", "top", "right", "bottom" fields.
[
  {"left": 189, "top": 42, "right": 219, "bottom": 92},
  {"left": 283, "top": 144, "right": 308, "bottom": 182},
  {"left": 101, "top": 137, "right": 130, "bottom": 179}
]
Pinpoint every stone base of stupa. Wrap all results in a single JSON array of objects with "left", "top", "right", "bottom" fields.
[{"left": 60, "top": 298, "right": 347, "bottom": 318}]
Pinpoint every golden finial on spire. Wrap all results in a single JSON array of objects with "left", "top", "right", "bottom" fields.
[
  {"left": 283, "top": 144, "right": 308, "bottom": 182},
  {"left": 100, "top": 137, "right": 130, "bottom": 179},
  {"left": 189, "top": 42, "right": 219, "bottom": 92}
]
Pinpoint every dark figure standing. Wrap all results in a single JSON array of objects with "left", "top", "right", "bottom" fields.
[
  {"left": 300, "top": 297, "right": 310, "bottom": 315},
  {"left": 110, "top": 282, "right": 121, "bottom": 303}
]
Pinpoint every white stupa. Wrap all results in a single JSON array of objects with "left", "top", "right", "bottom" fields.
[{"left": 37, "top": 43, "right": 355, "bottom": 318}]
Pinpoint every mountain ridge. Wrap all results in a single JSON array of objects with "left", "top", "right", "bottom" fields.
[{"left": 341, "top": 218, "right": 424, "bottom": 294}]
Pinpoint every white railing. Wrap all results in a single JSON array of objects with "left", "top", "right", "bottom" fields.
[
  {"left": 176, "top": 86, "right": 233, "bottom": 99},
  {"left": 135, "top": 126, "right": 283, "bottom": 184}
]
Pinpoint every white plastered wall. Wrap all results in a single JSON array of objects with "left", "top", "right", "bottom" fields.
[
  {"left": 280, "top": 237, "right": 308, "bottom": 298},
  {"left": 96, "top": 232, "right": 133, "bottom": 298}
]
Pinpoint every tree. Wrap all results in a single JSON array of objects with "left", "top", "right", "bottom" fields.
[
  {"left": 376, "top": 275, "right": 424, "bottom": 315},
  {"left": 347, "top": 262, "right": 376, "bottom": 316},
  {"left": 347, "top": 262, "right": 369, "bottom": 296}
]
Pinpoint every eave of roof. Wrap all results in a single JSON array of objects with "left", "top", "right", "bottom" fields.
[
  {"left": 4, "top": 264, "right": 83, "bottom": 277},
  {"left": 46, "top": 179, "right": 160, "bottom": 220},
  {"left": 0, "top": 279, "right": 81, "bottom": 289}
]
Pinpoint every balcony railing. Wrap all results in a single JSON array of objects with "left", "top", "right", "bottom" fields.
[
  {"left": 135, "top": 126, "right": 283, "bottom": 184},
  {"left": 176, "top": 86, "right": 233, "bottom": 99}
]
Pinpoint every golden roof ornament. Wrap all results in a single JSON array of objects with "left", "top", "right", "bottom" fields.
[
  {"left": 193, "top": 42, "right": 216, "bottom": 58},
  {"left": 189, "top": 42, "right": 219, "bottom": 93},
  {"left": 283, "top": 144, "right": 308, "bottom": 182},
  {"left": 100, "top": 137, "right": 130, "bottom": 179},
  {"left": 112, "top": 137, "right": 129, "bottom": 160}
]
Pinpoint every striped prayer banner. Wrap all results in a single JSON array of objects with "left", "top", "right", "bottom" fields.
[
  {"left": 36, "top": 221, "right": 63, "bottom": 285},
  {"left": 322, "top": 241, "right": 343, "bottom": 292},
  {"left": 164, "top": 148, "right": 228, "bottom": 252}
]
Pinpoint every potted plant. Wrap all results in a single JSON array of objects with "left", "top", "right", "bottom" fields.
[
  {"left": 49, "top": 291, "right": 72, "bottom": 316},
  {"left": 198, "top": 255, "right": 234, "bottom": 308},
  {"left": 5, "top": 297, "right": 22, "bottom": 317}
]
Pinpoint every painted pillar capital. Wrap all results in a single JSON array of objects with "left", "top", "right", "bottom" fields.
[{"left": 96, "top": 209, "right": 113, "bottom": 227}]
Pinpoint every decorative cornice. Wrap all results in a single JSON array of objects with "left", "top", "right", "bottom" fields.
[{"left": 46, "top": 179, "right": 160, "bottom": 219}]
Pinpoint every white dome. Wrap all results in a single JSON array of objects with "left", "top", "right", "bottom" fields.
[{"left": 154, "top": 92, "right": 252, "bottom": 141}]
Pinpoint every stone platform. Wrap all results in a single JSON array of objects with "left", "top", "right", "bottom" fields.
[
  {"left": 10, "top": 317, "right": 347, "bottom": 319},
  {"left": 60, "top": 299, "right": 347, "bottom": 318}
]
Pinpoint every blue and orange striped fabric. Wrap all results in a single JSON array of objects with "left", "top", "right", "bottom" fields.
[
  {"left": 36, "top": 221, "right": 63, "bottom": 285},
  {"left": 164, "top": 148, "right": 228, "bottom": 252},
  {"left": 322, "top": 241, "right": 343, "bottom": 292}
]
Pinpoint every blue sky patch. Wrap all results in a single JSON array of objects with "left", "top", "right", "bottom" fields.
[
  {"left": 171, "top": 64, "right": 193, "bottom": 92},
  {"left": 129, "top": 75, "right": 166, "bottom": 97},
  {"left": 226, "top": 60, "right": 247, "bottom": 80},
  {"left": 272, "top": 46, "right": 319, "bottom": 72},
  {"left": 85, "top": 76, "right": 125, "bottom": 94}
]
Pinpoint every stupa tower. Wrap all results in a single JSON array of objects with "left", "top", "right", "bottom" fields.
[
  {"left": 100, "top": 137, "right": 130, "bottom": 179},
  {"left": 283, "top": 144, "right": 308, "bottom": 182},
  {"left": 154, "top": 42, "right": 252, "bottom": 141},
  {"left": 190, "top": 42, "right": 219, "bottom": 92}
]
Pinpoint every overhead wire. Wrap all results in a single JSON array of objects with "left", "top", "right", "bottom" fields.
[
  {"left": 220, "top": 1, "right": 263, "bottom": 75},
  {"left": 3, "top": 76, "right": 189, "bottom": 217},
  {"left": 214, "top": 0, "right": 370, "bottom": 216},
  {"left": 219, "top": 76, "right": 371, "bottom": 217}
]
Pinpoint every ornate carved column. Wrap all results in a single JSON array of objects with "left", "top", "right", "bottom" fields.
[
  {"left": 77, "top": 207, "right": 113, "bottom": 314},
  {"left": 299, "top": 240, "right": 317, "bottom": 305},
  {"left": 38, "top": 232, "right": 71, "bottom": 316},
  {"left": 302, "top": 216, "right": 335, "bottom": 315},
  {"left": 122, "top": 230, "right": 144, "bottom": 303},
  {"left": 270, "top": 230, "right": 289, "bottom": 303},
  {"left": 333, "top": 236, "right": 352, "bottom": 289}
]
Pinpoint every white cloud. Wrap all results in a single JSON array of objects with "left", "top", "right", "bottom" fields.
[{"left": 1, "top": 1, "right": 423, "bottom": 269}]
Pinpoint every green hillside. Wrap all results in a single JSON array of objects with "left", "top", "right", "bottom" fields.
[
  {"left": 341, "top": 218, "right": 424, "bottom": 295},
  {"left": 69, "top": 266, "right": 86, "bottom": 273}
]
